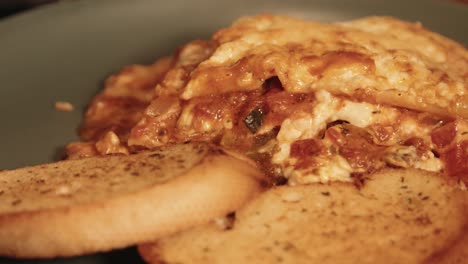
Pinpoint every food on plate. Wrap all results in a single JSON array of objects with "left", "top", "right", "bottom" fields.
[
  {"left": 139, "top": 169, "right": 468, "bottom": 264},
  {"left": 0, "top": 143, "right": 263, "bottom": 258},
  {"left": 127, "top": 15, "right": 466, "bottom": 263},
  {"left": 71, "top": 15, "right": 468, "bottom": 187},
  {"left": 1, "top": 13, "right": 467, "bottom": 262}
]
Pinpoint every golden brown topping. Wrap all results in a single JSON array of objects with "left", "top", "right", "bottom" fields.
[
  {"left": 79, "top": 57, "right": 174, "bottom": 142},
  {"left": 73, "top": 15, "right": 468, "bottom": 184},
  {"left": 95, "top": 131, "right": 129, "bottom": 156},
  {"left": 178, "top": 15, "right": 467, "bottom": 118}
]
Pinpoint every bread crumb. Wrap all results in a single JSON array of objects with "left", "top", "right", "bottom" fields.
[
  {"left": 281, "top": 191, "right": 302, "bottom": 202},
  {"left": 55, "top": 101, "right": 74, "bottom": 112}
]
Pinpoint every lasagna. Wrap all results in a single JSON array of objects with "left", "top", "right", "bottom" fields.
[{"left": 67, "top": 15, "right": 468, "bottom": 185}]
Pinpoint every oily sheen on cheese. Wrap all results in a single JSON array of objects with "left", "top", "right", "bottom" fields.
[{"left": 71, "top": 15, "right": 468, "bottom": 185}]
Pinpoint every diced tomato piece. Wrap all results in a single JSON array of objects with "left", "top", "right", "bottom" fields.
[
  {"left": 442, "top": 141, "right": 468, "bottom": 177},
  {"left": 290, "top": 139, "right": 324, "bottom": 158},
  {"left": 431, "top": 121, "right": 457, "bottom": 149},
  {"left": 290, "top": 139, "right": 326, "bottom": 170}
]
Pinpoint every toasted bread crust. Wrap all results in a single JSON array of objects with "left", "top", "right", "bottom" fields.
[
  {"left": 139, "top": 169, "right": 468, "bottom": 264},
  {"left": 425, "top": 225, "right": 468, "bottom": 264},
  {"left": 0, "top": 143, "right": 264, "bottom": 258}
]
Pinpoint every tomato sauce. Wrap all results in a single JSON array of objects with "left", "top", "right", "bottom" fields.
[
  {"left": 326, "top": 124, "right": 386, "bottom": 173},
  {"left": 442, "top": 141, "right": 468, "bottom": 178},
  {"left": 430, "top": 121, "right": 468, "bottom": 180}
]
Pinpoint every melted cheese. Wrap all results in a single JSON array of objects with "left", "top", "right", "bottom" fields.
[
  {"left": 277, "top": 90, "right": 339, "bottom": 143},
  {"left": 273, "top": 91, "right": 398, "bottom": 165},
  {"left": 414, "top": 152, "right": 443, "bottom": 172},
  {"left": 333, "top": 101, "right": 375, "bottom": 128},
  {"left": 271, "top": 90, "right": 447, "bottom": 183},
  {"left": 287, "top": 155, "right": 353, "bottom": 184},
  {"left": 273, "top": 90, "right": 339, "bottom": 164},
  {"left": 75, "top": 15, "right": 468, "bottom": 184},
  {"left": 180, "top": 15, "right": 467, "bottom": 118}
]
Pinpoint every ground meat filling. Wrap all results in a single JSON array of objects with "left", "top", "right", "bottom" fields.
[{"left": 71, "top": 75, "right": 466, "bottom": 186}]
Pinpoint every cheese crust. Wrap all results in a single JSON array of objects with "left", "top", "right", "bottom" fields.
[{"left": 70, "top": 15, "right": 468, "bottom": 185}]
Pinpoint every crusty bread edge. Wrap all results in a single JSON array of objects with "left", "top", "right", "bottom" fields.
[
  {"left": 0, "top": 153, "right": 264, "bottom": 258},
  {"left": 137, "top": 168, "right": 468, "bottom": 264}
]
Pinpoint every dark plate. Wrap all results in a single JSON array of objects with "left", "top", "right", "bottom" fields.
[{"left": 0, "top": 0, "right": 466, "bottom": 263}]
